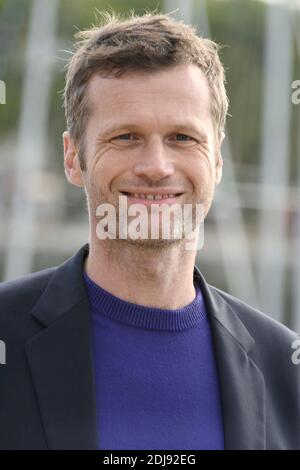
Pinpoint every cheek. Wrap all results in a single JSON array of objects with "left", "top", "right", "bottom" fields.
[
  {"left": 187, "top": 158, "right": 214, "bottom": 191},
  {"left": 88, "top": 152, "right": 125, "bottom": 193}
]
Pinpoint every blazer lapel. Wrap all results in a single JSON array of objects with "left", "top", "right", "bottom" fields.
[
  {"left": 25, "top": 244, "right": 98, "bottom": 449},
  {"left": 194, "top": 266, "right": 266, "bottom": 449}
]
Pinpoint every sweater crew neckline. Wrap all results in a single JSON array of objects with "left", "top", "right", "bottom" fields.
[{"left": 83, "top": 271, "right": 206, "bottom": 331}]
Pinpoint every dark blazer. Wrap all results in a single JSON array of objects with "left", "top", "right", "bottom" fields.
[{"left": 0, "top": 243, "right": 299, "bottom": 450}]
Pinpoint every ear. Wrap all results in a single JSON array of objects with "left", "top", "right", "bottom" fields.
[
  {"left": 215, "top": 131, "right": 225, "bottom": 185},
  {"left": 63, "top": 131, "right": 84, "bottom": 187}
]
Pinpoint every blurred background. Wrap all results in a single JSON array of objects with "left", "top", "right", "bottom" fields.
[{"left": 0, "top": 0, "right": 300, "bottom": 330}]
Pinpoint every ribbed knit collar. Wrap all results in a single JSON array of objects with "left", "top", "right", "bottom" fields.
[{"left": 83, "top": 270, "right": 206, "bottom": 331}]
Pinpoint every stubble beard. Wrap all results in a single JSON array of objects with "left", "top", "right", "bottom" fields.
[{"left": 85, "top": 178, "right": 214, "bottom": 252}]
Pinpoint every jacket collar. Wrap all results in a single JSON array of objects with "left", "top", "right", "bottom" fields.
[
  {"left": 26, "top": 243, "right": 265, "bottom": 449},
  {"left": 26, "top": 243, "right": 98, "bottom": 449},
  {"left": 193, "top": 265, "right": 266, "bottom": 449}
]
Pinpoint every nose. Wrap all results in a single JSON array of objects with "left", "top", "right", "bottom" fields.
[{"left": 133, "top": 137, "right": 174, "bottom": 182}]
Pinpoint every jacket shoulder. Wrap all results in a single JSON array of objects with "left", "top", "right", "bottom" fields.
[
  {"left": 0, "top": 267, "right": 56, "bottom": 322},
  {"left": 210, "top": 284, "right": 299, "bottom": 342}
]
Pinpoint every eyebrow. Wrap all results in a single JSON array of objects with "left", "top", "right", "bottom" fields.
[{"left": 98, "top": 121, "right": 208, "bottom": 139}]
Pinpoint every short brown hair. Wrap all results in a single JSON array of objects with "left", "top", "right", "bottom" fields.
[{"left": 63, "top": 11, "right": 229, "bottom": 171}]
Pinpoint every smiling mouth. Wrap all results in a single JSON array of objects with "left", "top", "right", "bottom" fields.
[{"left": 120, "top": 192, "right": 184, "bottom": 201}]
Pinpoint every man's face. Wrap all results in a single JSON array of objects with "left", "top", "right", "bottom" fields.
[{"left": 65, "top": 63, "right": 223, "bottom": 247}]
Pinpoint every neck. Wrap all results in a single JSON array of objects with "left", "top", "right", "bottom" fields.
[{"left": 84, "top": 237, "right": 197, "bottom": 310}]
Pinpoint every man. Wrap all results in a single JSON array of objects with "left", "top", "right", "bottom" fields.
[{"left": 0, "top": 12, "right": 299, "bottom": 450}]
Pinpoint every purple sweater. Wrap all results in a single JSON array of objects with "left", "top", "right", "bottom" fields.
[{"left": 83, "top": 271, "right": 224, "bottom": 450}]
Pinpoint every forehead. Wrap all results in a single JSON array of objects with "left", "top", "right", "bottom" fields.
[{"left": 86, "top": 64, "right": 212, "bottom": 128}]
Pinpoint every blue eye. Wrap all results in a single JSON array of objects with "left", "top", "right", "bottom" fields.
[
  {"left": 114, "top": 133, "right": 135, "bottom": 140},
  {"left": 175, "top": 134, "right": 193, "bottom": 141}
]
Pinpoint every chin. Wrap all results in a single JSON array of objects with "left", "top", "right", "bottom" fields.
[{"left": 116, "top": 236, "right": 183, "bottom": 250}]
